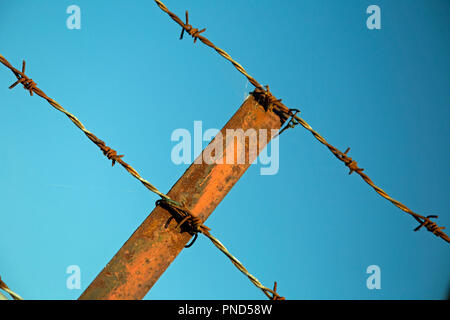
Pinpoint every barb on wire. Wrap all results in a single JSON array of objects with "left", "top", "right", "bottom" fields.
[
  {"left": 0, "top": 53, "right": 283, "bottom": 301},
  {"left": 9, "top": 60, "right": 36, "bottom": 96},
  {"left": 0, "top": 276, "right": 23, "bottom": 300},
  {"left": 153, "top": 0, "right": 449, "bottom": 244},
  {"left": 156, "top": 199, "right": 284, "bottom": 300},
  {"left": 340, "top": 147, "right": 364, "bottom": 175},
  {"left": 414, "top": 215, "right": 445, "bottom": 235},
  {"left": 180, "top": 11, "right": 206, "bottom": 43}
]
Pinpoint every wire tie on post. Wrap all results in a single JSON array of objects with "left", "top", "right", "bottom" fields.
[
  {"left": 156, "top": 198, "right": 209, "bottom": 248},
  {"left": 269, "top": 282, "right": 285, "bottom": 301}
]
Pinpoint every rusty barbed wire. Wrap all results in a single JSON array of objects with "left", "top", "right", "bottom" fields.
[
  {"left": 276, "top": 108, "right": 301, "bottom": 137},
  {"left": 0, "top": 53, "right": 283, "bottom": 300},
  {"left": 153, "top": 0, "right": 449, "bottom": 244},
  {"left": 0, "top": 276, "right": 23, "bottom": 300}
]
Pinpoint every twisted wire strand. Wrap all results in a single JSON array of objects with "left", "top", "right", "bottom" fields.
[
  {"left": 156, "top": 199, "right": 284, "bottom": 300},
  {"left": 0, "top": 54, "right": 167, "bottom": 201},
  {"left": 153, "top": 0, "right": 449, "bottom": 243},
  {"left": 0, "top": 277, "right": 23, "bottom": 300},
  {"left": 203, "top": 232, "right": 284, "bottom": 300},
  {"left": 0, "top": 53, "right": 283, "bottom": 300}
]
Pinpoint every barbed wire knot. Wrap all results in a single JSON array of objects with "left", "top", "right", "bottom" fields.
[
  {"left": 267, "top": 282, "right": 285, "bottom": 301},
  {"left": 180, "top": 10, "right": 206, "bottom": 43},
  {"left": 8, "top": 60, "right": 36, "bottom": 96},
  {"left": 414, "top": 215, "right": 445, "bottom": 236},
  {"left": 99, "top": 145, "right": 124, "bottom": 166},
  {"left": 341, "top": 147, "right": 364, "bottom": 175},
  {"left": 252, "top": 85, "right": 283, "bottom": 113},
  {"left": 156, "top": 198, "right": 211, "bottom": 248},
  {"left": 278, "top": 108, "right": 301, "bottom": 136}
]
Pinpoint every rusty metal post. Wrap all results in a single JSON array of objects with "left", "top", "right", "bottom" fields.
[{"left": 79, "top": 94, "right": 284, "bottom": 300}]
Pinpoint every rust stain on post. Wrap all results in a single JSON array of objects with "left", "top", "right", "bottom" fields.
[{"left": 79, "top": 94, "right": 283, "bottom": 300}]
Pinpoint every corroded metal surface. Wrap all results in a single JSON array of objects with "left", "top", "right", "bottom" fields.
[{"left": 79, "top": 95, "right": 283, "bottom": 300}]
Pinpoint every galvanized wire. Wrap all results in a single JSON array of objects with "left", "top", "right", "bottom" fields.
[{"left": 154, "top": 0, "right": 449, "bottom": 244}]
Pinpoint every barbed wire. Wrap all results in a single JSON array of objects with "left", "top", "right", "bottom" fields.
[
  {"left": 0, "top": 53, "right": 283, "bottom": 300},
  {"left": 0, "top": 276, "right": 23, "bottom": 300},
  {"left": 153, "top": 0, "right": 449, "bottom": 244}
]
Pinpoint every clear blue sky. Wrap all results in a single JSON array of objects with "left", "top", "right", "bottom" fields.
[{"left": 0, "top": 0, "right": 449, "bottom": 300}]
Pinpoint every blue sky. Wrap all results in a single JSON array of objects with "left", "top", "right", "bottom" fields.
[{"left": 0, "top": 0, "right": 449, "bottom": 300}]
